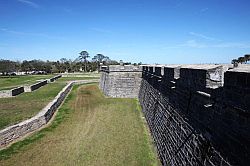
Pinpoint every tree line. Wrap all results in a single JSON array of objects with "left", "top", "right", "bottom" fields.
[
  {"left": 231, "top": 54, "right": 250, "bottom": 65},
  {"left": 0, "top": 51, "right": 120, "bottom": 75}
]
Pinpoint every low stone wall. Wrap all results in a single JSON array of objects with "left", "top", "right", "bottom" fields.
[
  {"left": 11, "top": 87, "right": 25, "bottom": 96},
  {"left": 0, "top": 87, "right": 24, "bottom": 98},
  {"left": 0, "top": 82, "right": 72, "bottom": 149},
  {"left": 24, "top": 80, "right": 48, "bottom": 92},
  {"left": 49, "top": 75, "right": 62, "bottom": 82},
  {"left": 0, "top": 79, "right": 99, "bottom": 149}
]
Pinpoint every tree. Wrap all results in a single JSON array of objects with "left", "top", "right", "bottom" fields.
[
  {"left": 92, "top": 54, "right": 110, "bottom": 71},
  {"left": 21, "top": 60, "right": 33, "bottom": 74},
  {"left": 244, "top": 54, "right": 250, "bottom": 63},
  {"left": 0, "top": 60, "right": 16, "bottom": 75},
  {"left": 238, "top": 57, "right": 245, "bottom": 64},
  {"left": 231, "top": 59, "right": 238, "bottom": 64},
  {"left": 78, "top": 51, "right": 90, "bottom": 72}
]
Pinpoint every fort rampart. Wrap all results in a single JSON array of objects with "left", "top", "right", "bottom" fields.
[
  {"left": 99, "top": 65, "right": 142, "bottom": 98},
  {"left": 99, "top": 64, "right": 250, "bottom": 166}
]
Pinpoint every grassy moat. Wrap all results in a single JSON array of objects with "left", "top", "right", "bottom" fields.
[{"left": 0, "top": 84, "right": 159, "bottom": 166}]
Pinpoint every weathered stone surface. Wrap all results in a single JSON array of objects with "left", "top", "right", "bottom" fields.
[
  {"left": 48, "top": 75, "right": 62, "bottom": 82},
  {"left": 0, "top": 87, "right": 24, "bottom": 98},
  {"left": 0, "top": 82, "right": 72, "bottom": 149},
  {"left": 100, "top": 64, "right": 250, "bottom": 166},
  {"left": 99, "top": 65, "right": 142, "bottom": 98},
  {"left": 0, "top": 75, "right": 62, "bottom": 98},
  {"left": 24, "top": 80, "right": 48, "bottom": 92},
  {"left": 0, "top": 79, "right": 99, "bottom": 149}
]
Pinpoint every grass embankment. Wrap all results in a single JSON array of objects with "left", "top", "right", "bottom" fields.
[
  {"left": 0, "top": 82, "right": 66, "bottom": 130},
  {"left": 0, "top": 84, "right": 159, "bottom": 166},
  {"left": 0, "top": 75, "right": 54, "bottom": 90}
]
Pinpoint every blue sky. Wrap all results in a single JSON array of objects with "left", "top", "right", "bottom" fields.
[{"left": 0, "top": 0, "right": 250, "bottom": 64}]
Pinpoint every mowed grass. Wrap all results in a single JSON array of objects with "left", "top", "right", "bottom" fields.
[
  {"left": 58, "top": 76, "right": 99, "bottom": 82},
  {"left": 0, "top": 75, "right": 55, "bottom": 90},
  {"left": 0, "top": 84, "right": 159, "bottom": 166},
  {"left": 0, "top": 82, "right": 66, "bottom": 130}
]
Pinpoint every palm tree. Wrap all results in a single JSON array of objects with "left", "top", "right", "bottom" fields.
[
  {"left": 244, "top": 54, "right": 250, "bottom": 63},
  {"left": 79, "top": 51, "right": 90, "bottom": 72},
  {"left": 92, "top": 54, "right": 110, "bottom": 71}
]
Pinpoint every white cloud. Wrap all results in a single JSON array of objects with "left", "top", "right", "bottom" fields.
[
  {"left": 162, "top": 40, "right": 250, "bottom": 49},
  {"left": 62, "top": 8, "right": 73, "bottom": 13},
  {"left": 180, "top": 40, "right": 207, "bottom": 48},
  {"left": 0, "top": 28, "right": 64, "bottom": 39},
  {"left": 17, "top": 0, "right": 39, "bottom": 8},
  {"left": 212, "top": 42, "right": 250, "bottom": 48},
  {"left": 189, "top": 32, "right": 218, "bottom": 41},
  {"left": 90, "top": 28, "right": 112, "bottom": 34},
  {"left": 200, "top": 8, "right": 209, "bottom": 12}
]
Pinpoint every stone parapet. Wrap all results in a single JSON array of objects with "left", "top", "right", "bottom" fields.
[
  {"left": 100, "top": 64, "right": 250, "bottom": 166},
  {"left": 139, "top": 64, "right": 249, "bottom": 166}
]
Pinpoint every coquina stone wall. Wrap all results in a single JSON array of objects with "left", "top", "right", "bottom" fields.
[
  {"left": 48, "top": 75, "right": 62, "bottom": 82},
  {"left": 99, "top": 65, "right": 142, "bottom": 98},
  {"left": 100, "top": 64, "right": 250, "bottom": 166},
  {"left": 0, "top": 75, "right": 62, "bottom": 97},
  {"left": 24, "top": 80, "right": 48, "bottom": 92},
  {"left": 0, "top": 87, "right": 24, "bottom": 97},
  {"left": 0, "top": 79, "right": 98, "bottom": 149},
  {"left": 0, "top": 82, "right": 72, "bottom": 149}
]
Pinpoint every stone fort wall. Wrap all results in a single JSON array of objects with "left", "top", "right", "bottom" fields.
[
  {"left": 99, "top": 64, "right": 250, "bottom": 166},
  {"left": 99, "top": 65, "right": 142, "bottom": 98}
]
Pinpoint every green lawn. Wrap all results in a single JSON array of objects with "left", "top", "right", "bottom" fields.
[
  {"left": 0, "top": 82, "right": 66, "bottom": 130},
  {"left": 0, "top": 75, "right": 55, "bottom": 90},
  {"left": 58, "top": 76, "right": 99, "bottom": 83},
  {"left": 0, "top": 84, "right": 159, "bottom": 166}
]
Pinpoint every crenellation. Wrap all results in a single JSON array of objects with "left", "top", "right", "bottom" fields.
[
  {"left": 100, "top": 64, "right": 250, "bottom": 166},
  {"left": 155, "top": 67, "right": 162, "bottom": 76}
]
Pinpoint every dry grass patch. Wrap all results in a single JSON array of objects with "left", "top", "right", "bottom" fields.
[{"left": 0, "top": 84, "right": 159, "bottom": 166}]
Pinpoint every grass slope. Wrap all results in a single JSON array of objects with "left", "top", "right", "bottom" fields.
[
  {"left": 0, "top": 75, "right": 54, "bottom": 90},
  {"left": 0, "top": 84, "right": 159, "bottom": 166}
]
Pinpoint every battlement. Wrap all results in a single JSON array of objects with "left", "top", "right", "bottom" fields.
[{"left": 99, "top": 64, "right": 250, "bottom": 166}]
